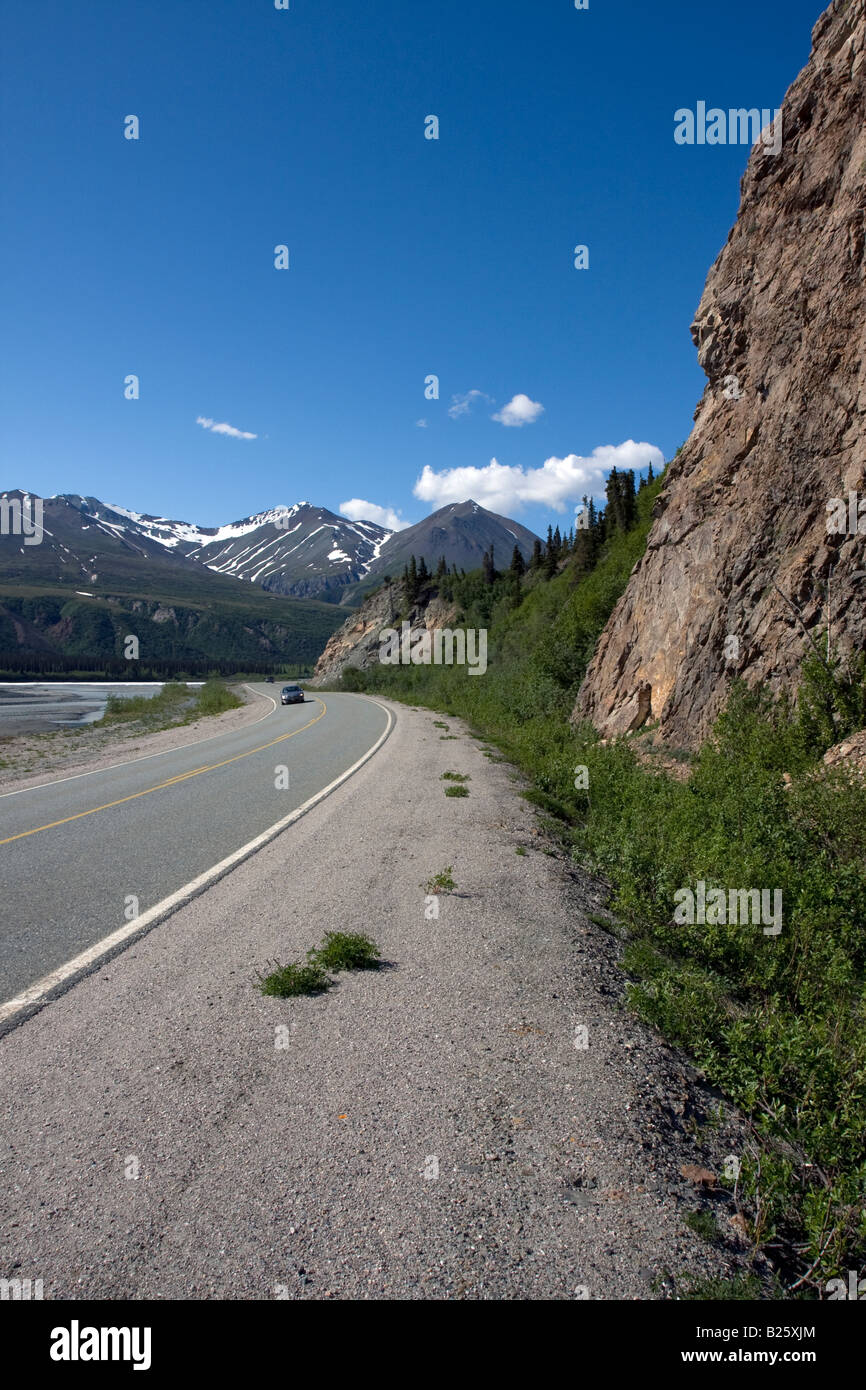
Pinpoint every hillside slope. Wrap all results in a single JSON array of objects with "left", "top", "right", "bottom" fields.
[{"left": 576, "top": 0, "right": 866, "bottom": 744}]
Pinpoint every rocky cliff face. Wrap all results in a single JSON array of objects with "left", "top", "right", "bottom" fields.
[
  {"left": 575, "top": 0, "right": 866, "bottom": 745},
  {"left": 309, "top": 585, "right": 458, "bottom": 685}
]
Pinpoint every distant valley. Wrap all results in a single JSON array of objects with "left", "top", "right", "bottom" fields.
[{"left": 0, "top": 489, "right": 540, "bottom": 670}]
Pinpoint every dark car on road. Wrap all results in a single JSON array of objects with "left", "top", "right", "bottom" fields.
[{"left": 280, "top": 684, "right": 305, "bottom": 705}]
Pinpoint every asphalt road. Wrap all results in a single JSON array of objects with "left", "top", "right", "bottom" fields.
[
  {"left": 0, "top": 686, "right": 389, "bottom": 1008},
  {"left": 0, "top": 698, "right": 749, "bottom": 1299}
]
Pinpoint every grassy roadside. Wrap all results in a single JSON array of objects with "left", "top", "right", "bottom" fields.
[
  {"left": 98, "top": 679, "right": 243, "bottom": 729},
  {"left": 324, "top": 480, "right": 866, "bottom": 1294}
]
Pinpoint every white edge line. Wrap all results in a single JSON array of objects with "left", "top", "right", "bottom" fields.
[
  {"left": 0, "top": 695, "right": 394, "bottom": 1035},
  {"left": 0, "top": 684, "right": 279, "bottom": 799}
]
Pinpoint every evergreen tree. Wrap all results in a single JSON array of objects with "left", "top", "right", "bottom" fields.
[
  {"left": 407, "top": 555, "right": 418, "bottom": 602},
  {"left": 621, "top": 470, "right": 637, "bottom": 530},
  {"left": 509, "top": 544, "right": 526, "bottom": 578},
  {"left": 417, "top": 555, "right": 429, "bottom": 583},
  {"left": 544, "top": 528, "right": 558, "bottom": 577},
  {"left": 605, "top": 468, "right": 622, "bottom": 531},
  {"left": 530, "top": 538, "right": 543, "bottom": 570}
]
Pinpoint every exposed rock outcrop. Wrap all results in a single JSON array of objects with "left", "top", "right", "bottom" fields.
[
  {"left": 309, "top": 584, "right": 458, "bottom": 685},
  {"left": 575, "top": 0, "right": 866, "bottom": 746},
  {"left": 823, "top": 727, "right": 866, "bottom": 775}
]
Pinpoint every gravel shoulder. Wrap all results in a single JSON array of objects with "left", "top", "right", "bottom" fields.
[
  {"left": 0, "top": 684, "right": 272, "bottom": 795},
  {"left": 0, "top": 697, "right": 756, "bottom": 1300}
]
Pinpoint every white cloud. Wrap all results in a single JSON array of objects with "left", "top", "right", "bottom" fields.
[
  {"left": 339, "top": 498, "right": 411, "bottom": 532},
  {"left": 491, "top": 393, "right": 545, "bottom": 427},
  {"left": 413, "top": 440, "right": 664, "bottom": 514},
  {"left": 196, "top": 415, "right": 257, "bottom": 440},
  {"left": 448, "top": 389, "right": 492, "bottom": 419},
  {"left": 416, "top": 418, "right": 428, "bottom": 428}
]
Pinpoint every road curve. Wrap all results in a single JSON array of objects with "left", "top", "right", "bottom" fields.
[{"left": 0, "top": 687, "right": 391, "bottom": 1016}]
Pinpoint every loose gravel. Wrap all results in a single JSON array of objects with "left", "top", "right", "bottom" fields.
[{"left": 0, "top": 698, "right": 756, "bottom": 1300}]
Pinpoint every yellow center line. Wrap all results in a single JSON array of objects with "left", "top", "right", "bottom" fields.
[{"left": 0, "top": 698, "right": 328, "bottom": 847}]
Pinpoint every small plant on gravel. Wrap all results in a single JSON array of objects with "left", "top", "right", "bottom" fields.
[
  {"left": 256, "top": 931, "right": 382, "bottom": 998},
  {"left": 681, "top": 1272, "right": 769, "bottom": 1300},
  {"left": 310, "top": 931, "right": 381, "bottom": 972},
  {"left": 440, "top": 771, "right": 470, "bottom": 782},
  {"left": 444, "top": 784, "right": 469, "bottom": 797},
  {"left": 684, "top": 1209, "right": 719, "bottom": 1243},
  {"left": 515, "top": 845, "right": 527, "bottom": 856},
  {"left": 433, "top": 720, "right": 449, "bottom": 729},
  {"left": 423, "top": 867, "right": 456, "bottom": 895},
  {"left": 256, "top": 960, "right": 331, "bottom": 998},
  {"left": 439, "top": 735, "right": 457, "bottom": 740}
]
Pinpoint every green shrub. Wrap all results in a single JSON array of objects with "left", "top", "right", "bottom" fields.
[
  {"left": 423, "top": 867, "right": 456, "bottom": 894},
  {"left": 256, "top": 961, "right": 331, "bottom": 997},
  {"left": 194, "top": 679, "right": 243, "bottom": 717},
  {"left": 339, "top": 666, "right": 371, "bottom": 692},
  {"left": 311, "top": 932, "right": 380, "bottom": 972},
  {"left": 685, "top": 1209, "right": 719, "bottom": 1243},
  {"left": 256, "top": 932, "right": 382, "bottom": 997}
]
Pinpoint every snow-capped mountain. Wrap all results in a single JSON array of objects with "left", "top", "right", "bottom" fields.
[
  {"left": 58, "top": 498, "right": 393, "bottom": 602},
  {"left": 186, "top": 503, "right": 390, "bottom": 599},
  {"left": 3, "top": 492, "right": 540, "bottom": 607}
]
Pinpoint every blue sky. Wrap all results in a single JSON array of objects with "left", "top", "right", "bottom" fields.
[{"left": 1, "top": 0, "right": 822, "bottom": 539}]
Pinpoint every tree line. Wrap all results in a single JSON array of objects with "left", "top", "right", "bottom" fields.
[
  {"left": 0, "top": 652, "right": 313, "bottom": 681},
  {"left": 395, "top": 464, "right": 654, "bottom": 600}
]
